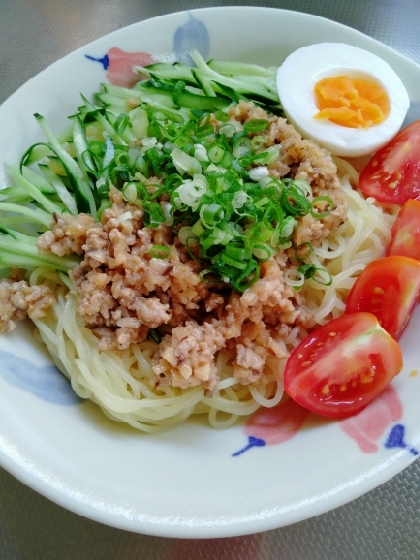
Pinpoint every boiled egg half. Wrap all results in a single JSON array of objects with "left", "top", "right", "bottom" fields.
[{"left": 276, "top": 43, "right": 410, "bottom": 157}]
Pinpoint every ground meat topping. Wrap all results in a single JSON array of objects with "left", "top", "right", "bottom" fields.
[
  {"left": 37, "top": 213, "right": 95, "bottom": 256},
  {"left": 36, "top": 103, "right": 347, "bottom": 387},
  {"left": 0, "top": 278, "right": 55, "bottom": 332}
]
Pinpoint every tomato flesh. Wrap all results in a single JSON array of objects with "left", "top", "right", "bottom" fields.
[
  {"left": 345, "top": 255, "right": 420, "bottom": 340},
  {"left": 388, "top": 199, "right": 420, "bottom": 259},
  {"left": 284, "top": 313, "right": 402, "bottom": 419},
  {"left": 359, "top": 120, "right": 420, "bottom": 204}
]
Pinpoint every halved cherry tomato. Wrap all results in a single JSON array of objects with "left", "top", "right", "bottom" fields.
[
  {"left": 346, "top": 255, "right": 420, "bottom": 340},
  {"left": 359, "top": 120, "right": 420, "bottom": 204},
  {"left": 388, "top": 199, "right": 420, "bottom": 259},
  {"left": 284, "top": 312, "right": 402, "bottom": 419}
]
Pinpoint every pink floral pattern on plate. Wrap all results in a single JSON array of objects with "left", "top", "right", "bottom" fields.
[
  {"left": 85, "top": 47, "right": 154, "bottom": 88},
  {"left": 232, "top": 386, "right": 418, "bottom": 457}
]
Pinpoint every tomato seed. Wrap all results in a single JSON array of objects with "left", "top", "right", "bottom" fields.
[
  {"left": 321, "top": 384, "right": 329, "bottom": 395},
  {"left": 360, "top": 374, "right": 372, "bottom": 384},
  {"left": 340, "top": 384, "right": 347, "bottom": 391},
  {"left": 371, "top": 160, "right": 378, "bottom": 167},
  {"left": 301, "top": 360, "right": 312, "bottom": 367},
  {"left": 329, "top": 331, "right": 337, "bottom": 337},
  {"left": 373, "top": 286, "right": 384, "bottom": 294}
]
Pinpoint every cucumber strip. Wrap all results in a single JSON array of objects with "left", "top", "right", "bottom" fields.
[
  {"left": 82, "top": 106, "right": 127, "bottom": 145},
  {"left": 210, "top": 81, "right": 249, "bottom": 103},
  {"left": 173, "top": 82, "right": 230, "bottom": 111},
  {"left": 79, "top": 95, "right": 127, "bottom": 145},
  {"left": 234, "top": 75, "right": 276, "bottom": 85},
  {"left": 39, "top": 164, "right": 78, "bottom": 215},
  {"left": 102, "top": 137, "right": 115, "bottom": 169},
  {"left": 23, "top": 123, "right": 74, "bottom": 166},
  {"left": 207, "top": 59, "right": 276, "bottom": 78},
  {"left": 57, "top": 270, "right": 75, "bottom": 290},
  {"left": 76, "top": 99, "right": 104, "bottom": 122},
  {"left": 105, "top": 104, "right": 131, "bottom": 116},
  {"left": 136, "top": 84, "right": 178, "bottom": 109},
  {"left": 189, "top": 49, "right": 279, "bottom": 103},
  {"left": 140, "top": 78, "right": 175, "bottom": 91},
  {"left": 7, "top": 166, "right": 62, "bottom": 214},
  {"left": 63, "top": 141, "right": 77, "bottom": 159},
  {"left": 191, "top": 70, "right": 217, "bottom": 98},
  {"left": 0, "top": 185, "right": 31, "bottom": 200},
  {"left": 129, "top": 107, "right": 149, "bottom": 139},
  {"left": 21, "top": 166, "right": 56, "bottom": 195},
  {"left": 0, "top": 216, "right": 46, "bottom": 228},
  {"left": 0, "top": 195, "right": 33, "bottom": 204},
  {"left": 184, "top": 85, "right": 207, "bottom": 96},
  {"left": 138, "top": 94, "right": 191, "bottom": 120},
  {"left": 105, "top": 111, "right": 137, "bottom": 143},
  {"left": 46, "top": 156, "right": 67, "bottom": 176},
  {"left": 135, "top": 62, "right": 196, "bottom": 84},
  {"left": 0, "top": 250, "right": 56, "bottom": 271},
  {"left": 0, "top": 202, "right": 52, "bottom": 228},
  {"left": 72, "top": 115, "right": 98, "bottom": 176},
  {"left": 95, "top": 93, "right": 127, "bottom": 107},
  {"left": 0, "top": 236, "right": 79, "bottom": 270},
  {"left": 0, "top": 226, "right": 38, "bottom": 245},
  {"left": 34, "top": 113, "right": 96, "bottom": 215},
  {"left": 102, "top": 83, "right": 143, "bottom": 101}
]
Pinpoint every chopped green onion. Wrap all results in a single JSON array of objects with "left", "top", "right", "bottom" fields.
[
  {"left": 200, "top": 269, "right": 221, "bottom": 284},
  {"left": 225, "top": 243, "right": 252, "bottom": 261},
  {"left": 148, "top": 328, "right": 162, "bottom": 344},
  {"left": 231, "top": 259, "right": 260, "bottom": 292},
  {"left": 149, "top": 245, "right": 170, "bottom": 259},
  {"left": 311, "top": 196, "right": 334, "bottom": 219},
  {"left": 122, "top": 182, "right": 139, "bottom": 203},
  {"left": 218, "top": 123, "right": 236, "bottom": 138},
  {"left": 171, "top": 146, "right": 202, "bottom": 175},
  {"left": 295, "top": 242, "right": 313, "bottom": 261},
  {"left": 285, "top": 268, "right": 305, "bottom": 287},
  {"left": 200, "top": 203, "right": 224, "bottom": 227},
  {"left": 243, "top": 119, "right": 269, "bottom": 133},
  {"left": 297, "top": 264, "right": 333, "bottom": 286},
  {"left": 250, "top": 135, "right": 265, "bottom": 151},
  {"left": 207, "top": 145, "right": 225, "bottom": 164},
  {"left": 280, "top": 186, "right": 311, "bottom": 217},
  {"left": 113, "top": 113, "right": 131, "bottom": 135},
  {"left": 214, "top": 109, "right": 229, "bottom": 122}
]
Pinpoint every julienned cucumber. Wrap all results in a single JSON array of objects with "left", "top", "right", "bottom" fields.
[
  {"left": 34, "top": 113, "right": 96, "bottom": 215},
  {"left": 0, "top": 52, "right": 280, "bottom": 278}
]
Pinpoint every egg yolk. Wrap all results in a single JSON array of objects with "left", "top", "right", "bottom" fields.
[{"left": 314, "top": 76, "right": 390, "bottom": 128}]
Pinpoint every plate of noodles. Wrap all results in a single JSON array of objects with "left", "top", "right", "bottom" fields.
[{"left": 1, "top": 6, "right": 420, "bottom": 538}]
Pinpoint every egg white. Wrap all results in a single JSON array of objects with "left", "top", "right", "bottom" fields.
[{"left": 276, "top": 43, "right": 410, "bottom": 157}]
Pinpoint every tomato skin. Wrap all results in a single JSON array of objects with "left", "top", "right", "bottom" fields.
[
  {"left": 345, "top": 255, "right": 420, "bottom": 340},
  {"left": 359, "top": 120, "right": 420, "bottom": 204},
  {"left": 284, "top": 313, "right": 402, "bottom": 419},
  {"left": 388, "top": 199, "right": 420, "bottom": 259}
]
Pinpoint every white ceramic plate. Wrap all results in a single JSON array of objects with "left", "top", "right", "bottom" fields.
[{"left": 1, "top": 7, "right": 420, "bottom": 538}]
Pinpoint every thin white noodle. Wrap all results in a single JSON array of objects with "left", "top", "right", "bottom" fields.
[{"left": 30, "top": 158, "right": 397, "bottom": 431}]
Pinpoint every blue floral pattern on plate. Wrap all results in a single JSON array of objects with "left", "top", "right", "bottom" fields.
[
  {"left": 385, "top": 424, "right": 419, "bottom": 456},
  {"left": 173, "top": 13, "right": 210, "bottom": 61},
  {"left": 0, "top": 348, "right": 81, "bottom": 405}
]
